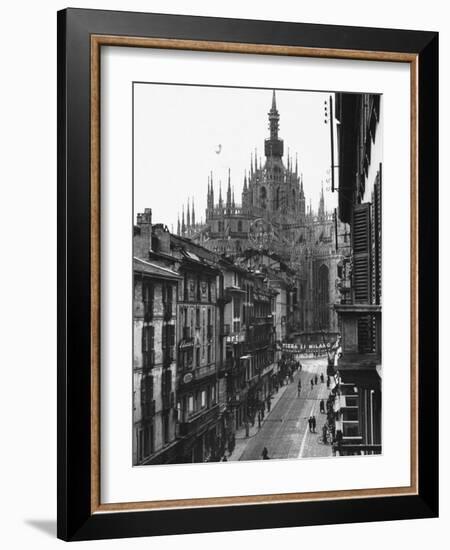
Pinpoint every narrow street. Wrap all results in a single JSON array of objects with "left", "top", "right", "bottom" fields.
[{"left": 238, "top": 357, "right": 333, "bottom": 461}]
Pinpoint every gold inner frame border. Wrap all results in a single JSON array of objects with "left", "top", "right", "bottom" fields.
[{"left": 90, "top": 35, "right": 419, "bottom": 514}]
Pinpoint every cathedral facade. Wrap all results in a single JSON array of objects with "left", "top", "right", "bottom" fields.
[{"left": 178, "top": 91, "right": 350, "bottom": 343}]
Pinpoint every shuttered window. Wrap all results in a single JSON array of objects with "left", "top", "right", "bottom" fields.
[
  {"left": 142, "top": 325, "right": 155, "bottom": 368},
  {"left": 352, "top": 203, "right": 371, "bottom": 304},
  {"left": 372, "top": 167, "right": 382, "bottom": 305},
  {"left": 142, "top": 280, "right": 154, "bottom": 321},
  {"left": 141, "top": 374, "right": 154, "bottom": 419}
]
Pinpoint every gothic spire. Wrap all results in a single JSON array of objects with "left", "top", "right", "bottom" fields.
[
  {"left": 219, "top": 181, "right": 223, "bottom": 207},
  {"left": 319, "top": 182, "right": 325, "bottom": 218},
  {"left": 268, "top": 89, "right": 280, "bottom": 141},
  {"left": 226, "top": 169, "right": 232, "bottom": 207},
  {"left": 210, "top": 171, "right": 214, "bottom": 206},
  {"left": 192, "top": 197, "right": 196, "bottom": 226},
  {"left": 186, "top": 197, "right": 191, "bottom": 228},
  {"left": 181, "top": 205, "right": 185, "bottom": 235}
]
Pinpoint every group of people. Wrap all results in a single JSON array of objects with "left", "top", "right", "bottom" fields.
[
  {"left": 308, "top": 415, "right": 317, "bottom": 432},
  {"left": 297, "top": 372, "right": 332, "bottom": 398}
]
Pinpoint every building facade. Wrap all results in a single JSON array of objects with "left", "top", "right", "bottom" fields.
[
  {"left": 331, "top": 92, "right": 383, "bottom": 456},
  {"left": 171, "top": 234, "right": 223, "bottom": 463},
  {"left": 133, "top": 252, "right": 181, "bottom": 465}
]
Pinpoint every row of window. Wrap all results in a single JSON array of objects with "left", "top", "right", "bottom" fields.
[
  {"left": 140, "top": 370, "right": 173, "bottom": 417},
  {"left": 142, "top": 280, "right": 174, "bottom": 321},
  {"left": 142, "top": 324, "right": 175, "bottom": 368},
  {"left": 179, "top": 384, "right": 217, "bottom": 421},
  {"left": 180, "top": 306, "right": 213, "bottom": 340},
  {"left": 179, "top": 344, "right": 213, "bottom": 370}
]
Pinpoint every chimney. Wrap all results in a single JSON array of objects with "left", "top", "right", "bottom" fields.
[
  {"left": 134, "top": 208, "right": 152, "bottom": 259},
  {"left": 152, "top": 224, "right": 171, "bottom": 255}
]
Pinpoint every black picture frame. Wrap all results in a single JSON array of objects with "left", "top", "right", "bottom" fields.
[{"left": 57, "top": 7, "right": 438, "bottom": 541}]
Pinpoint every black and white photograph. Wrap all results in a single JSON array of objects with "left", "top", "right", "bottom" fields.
[{"left": 132, "top": 84, "right": 382, "bottom": 466}]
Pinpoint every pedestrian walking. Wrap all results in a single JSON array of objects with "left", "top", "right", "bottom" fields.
[
  {"left": 262, "top": 447, "right": 270, "bottom": 460},
  {"left": 308, "top": 416, "right": 313, "bottom": 433},
  {"left": 326, "top": 376, "right": 330, "bottom": 389},
  {"left": 312, "top": 415, "right": 317, "bottom": 432},
  {"left": 320, "top": 399, "right": 325, "bottom": 414},
  {"left": 320, "top": 373, "right": 324, "bottom": 383},
  {"left": 310, "top": 379, "right": 314, "bottom": 390},
  {"left": 322, "top": 424, "right": 328, "bottom": 443},
  {"left": 314, "top": 374, "right": 318, "bottom": 385},
  {"left": 297, "top": 380, "right": 302, "bottom": 397}
]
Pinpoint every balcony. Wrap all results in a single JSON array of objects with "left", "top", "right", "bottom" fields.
[
  {"left": 334, "top": 304, "right": 381, "bottom": 358},
  {"left": 178, "top": 404, "right": 220, "bottom": 437}
]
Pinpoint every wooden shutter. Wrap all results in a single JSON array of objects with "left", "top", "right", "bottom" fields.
[
  {"left": 143, "top": 280, "right": 154, "bottom": 320},
  {"left": 352, "top": 203, "right": 371, "bottom": 303},
  {"left": 373, "top": 167, "right": 382, "bottom": 305}
]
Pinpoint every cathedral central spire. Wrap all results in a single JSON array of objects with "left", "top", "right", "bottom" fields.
[
  {"left": 264, "top": 90, "right": 284, "bottom": 159},
  {"left": 269, "top": 89, "right": 280, "bottom": 141}
]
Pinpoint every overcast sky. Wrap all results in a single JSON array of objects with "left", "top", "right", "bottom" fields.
[{"left": 134, "top": 83, "right": 338, "bottom": 231}]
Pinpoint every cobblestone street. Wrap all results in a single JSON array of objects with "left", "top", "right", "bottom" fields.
[{"left": 228, "top": 357, "right": 333, "bottom": 461}]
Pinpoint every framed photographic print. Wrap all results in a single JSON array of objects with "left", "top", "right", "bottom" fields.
[{"left": 57, "top": 8, "right": 438, "bottom": 541}]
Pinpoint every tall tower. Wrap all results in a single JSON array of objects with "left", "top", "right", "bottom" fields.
[{"left": 264, "top": 90, "right": 284, "bottom": 159}]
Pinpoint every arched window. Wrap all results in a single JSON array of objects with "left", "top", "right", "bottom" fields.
[
  {"left": 260, "top": 186, "right": 267, "bottom": 209},
  {"left": 292, "top": 189, "right": 296, "bottom": 203},
  {"left": 318, "top": 264, "right": 329, "bottom": 330},
  {"left": 237, "top": 220, "right": 243, "bottom": 232},
  {"left": 275, "top": 187, "right": 280, "bottom": 210}
]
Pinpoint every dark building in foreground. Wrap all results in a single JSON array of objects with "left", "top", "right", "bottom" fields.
[{"left": 331, "top": 92, "right": 383, "bottom": 455}]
